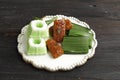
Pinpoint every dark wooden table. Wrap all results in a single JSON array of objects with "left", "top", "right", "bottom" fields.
[{"left": 0, "top": 0, "right": 120, "bottom": 80}]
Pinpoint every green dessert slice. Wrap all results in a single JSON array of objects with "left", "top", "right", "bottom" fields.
[
  {"left": 27, "top": 38, "right": 47, "bottom": 55},
  {"left": 28, "top": 20, "right": 49, "bottom": 38},
  {"left": 62, "top": 36, "right": 90, "bottom": 54},
  {"left": 69, "top": 23, "right": 93, "bottom": 48},
  {"left": 69, "top": 23, "right": 91, "bottom": 37}
]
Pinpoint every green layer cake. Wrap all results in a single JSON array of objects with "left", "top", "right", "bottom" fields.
[
  {"left": 27, "top": 20, "right": 49, "bottom": 55},
  {"left": 27, "top": 38, "right": 47, "bottom": 55},
  {"left": 28, "top": 20, "right": 49, "bottom": 38}
]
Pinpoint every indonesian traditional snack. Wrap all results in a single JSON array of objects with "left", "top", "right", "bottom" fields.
[
  {"left": 17, "top": 15, "right": 97, "bottom": 71},
  {"left": 28, "top": 20, "right": 49, "bottom": 38},
  {"left": 46, "top": 39, "right": 64, "bottom": 58},
  {"left": 25, "top": 16, "right": 94, "bottom": 58},
  {"left": 27, "top": 38, "right": 47, "bottom": 55},
  {"left": 27, "top": 20, "right": 49, "bottom": 55},
  {"left": 53, "top": 19, "right": 66, "bottom": 42}
]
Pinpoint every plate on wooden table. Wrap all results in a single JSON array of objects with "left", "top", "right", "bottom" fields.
[{"left": 17, "top": 15, "right": 98, "bottom": 71}]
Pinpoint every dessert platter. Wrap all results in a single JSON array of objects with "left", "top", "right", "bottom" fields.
[{"left": 17, "top": 15, "right": 97, "bottom": 71}]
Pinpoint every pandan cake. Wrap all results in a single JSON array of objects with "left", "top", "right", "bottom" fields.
[
  {"left": 27, "top": 38, "right": 47, "bottom": 55},
  {"left": 27, "top": 20, "right": 49, "bottom": 55},
  {"left": 28, "top": 20, "right": 49, "bottom": 38}
]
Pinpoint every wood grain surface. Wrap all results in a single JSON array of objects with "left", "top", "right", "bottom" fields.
[{"left": 0, "top": 0, "right": 120, "bottom": 80}]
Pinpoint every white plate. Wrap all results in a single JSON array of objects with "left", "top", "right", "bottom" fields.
[{"left": 17, "top": 15, "right": 98, "bottom": 71}]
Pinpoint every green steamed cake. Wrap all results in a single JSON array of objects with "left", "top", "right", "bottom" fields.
[
  {"left": 26, "top": 20, "right": 49, "bottom": 55},
  {"left": 27, "top": 38, "right": 47, "bottom": 55},
  {"left": 28, "top": 20, "right": 49, "bottom": 38}
]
